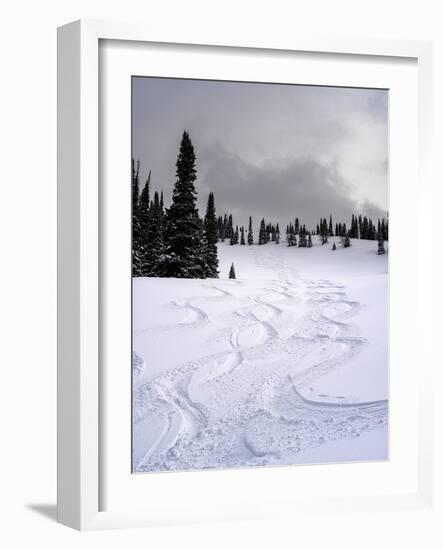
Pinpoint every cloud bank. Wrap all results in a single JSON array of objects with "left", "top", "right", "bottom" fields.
[{"left": 132, "top": 77, "right": 388, "bottom": 229}]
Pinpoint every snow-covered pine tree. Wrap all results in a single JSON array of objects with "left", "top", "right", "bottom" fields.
[
  {"left": 259, "top": 218, "right": 267, "bottom": 245},
  {"left": 217, "top": 216, "right": 223, "bottom": 241},
  {"left": 320, "top": 218, "right": 328, "bottom": 244},
  {"left": 132, "top": 159, "right": 142, "bottom": 276},
  {"left": 298, "top": 227, "right": 307, "bottom": 247},
  {"left": 343, "top": 232, "right": 351, "bottom": 248},
  {"left": 222, "top": 214, "right": 228, "bottom": 241},
  {"left": 377, "top": 233, "right": 386, "bottom": 255},
  {"left": 332, "top": 241, "right": 337, "bottom": 250},
  {"left": 294, "top": 218, "right": 299, "bottom": 235},
  {"left": 271, "top": 225, "right": 276, "bottom": 242},
  {"left": 328, "top": 215, "right": 333, "bottom": 236},
  {"left": 228, "top": 214, "right": 233, "bottom": 240},
  {"left": 287, "top": 225, "right": 296, "bottom": 247},
  {"left": 132, "top": 159, "right": 140, "bottom": 216},
  {"left": 240, "top": 226, "right": 245, "bottom": 245},
  {"left": 234, "top": 225, "right": 239, "bottom": 244},
  {"left": 203, "top": 192, "right": 219, "bottom": 278},
  {"left": 229, "top": 263, "right": 236, "bottom": 279},
  {"left": 162, "top": 131, "right": 206, "bottom": 278},
  {"left": 275, "top": 223, "right": 280, "bottom": 244},
  {"left": 141, "top": 190, "right": 165, "bottom": 276},
  {"left": 307, "top": 233, "right": 312, "bottom": 247},
  {"left": 137, "top": 169, "right": 153, "bottom": 276},
  {"left": 248, "top": 216, "right": 254, "bottom": 245}
]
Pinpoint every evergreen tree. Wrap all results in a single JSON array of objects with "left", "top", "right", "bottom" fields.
[
  {"left": 132, "top": 159, "right": 142, "bottom": 276},
  {"left": 271, "top": 225, "right": 276, "bottom": 242},
  {"left": 259, "top": 218, "right": 267, "bottom": 245},
  {"left": 227, "top": 214, "right": 233, "bottom": 240},
  {"left": 247, "top": 216, "right": 254, "bottom": 245},
  {"left": 240, "top": 226, "right": 245, "bottom": 245},
  {"left": 132, "top": 159, "right": 140, "bottom": 215},
  {"left": 307, "top": 233, "right": 312, "bottom": 248},
  {"left": 298, "top": 227, "right": 307, "bottom": 247},
  {"left": 332, "top": 241, "right": 337, "bottom": 251},
  {"left": 203, "top": 192, "right": 219, "bottom": 278},
  {"left": 287, "top": 224, "right": 296, "bottom": 247},
  {"left": 163, "top": 131, "right": 206, "bottom": 278},
  {"left": 377, "top": 233, "right": 386, "bottom": 255},
  {"left": 320, "top": 218, "right": 328, "bottom": 244},
  {"left": 328, "top": 215, "right": 333, "bottom": 236},
  {"left": 141, "top": 190, "right": 165, "bottom": 275},
  {"left": 222, "top": 214, "right": 228, "bottom": 241},
  {"left": 343, "top": 232, "right": 351, "bottom": 248},
  {"left": 229, "top": 262, "right": 236, "bottom": 279},
  {"left": 275, "top": 223, "right": 280, "bottom": 244},
  {"left": 294, "top": 218, "right": 300, "bottom": 235},
  {"left": 137, "top": 170, "right": 153, "bottom": 276}
]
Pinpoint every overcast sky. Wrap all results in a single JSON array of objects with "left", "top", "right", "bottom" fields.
[{"left": 132, "top": 77, "right": 388, "bottom": 230}]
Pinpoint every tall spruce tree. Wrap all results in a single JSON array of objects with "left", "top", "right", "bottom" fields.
[
  {"left": 229, "top": 263, "right": 236, "bottom": 279},
  {"left": 203, "top": 192, "right": 219, "bottom": 278},
  {"left": 163, "top": 131, "right": 205, "bottom": 278}
]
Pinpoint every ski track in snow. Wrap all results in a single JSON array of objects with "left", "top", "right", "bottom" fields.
[{"left": 133, "top": 247, "right": 388, "bottom": 472}]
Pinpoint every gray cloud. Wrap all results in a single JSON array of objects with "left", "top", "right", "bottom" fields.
[{"left": 132, "top": 77, "right": 388, "bottom": 229}]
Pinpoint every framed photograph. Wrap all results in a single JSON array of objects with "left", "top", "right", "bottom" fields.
[{"left": 57, "top": 20, "right": 433, "bottom": 530}]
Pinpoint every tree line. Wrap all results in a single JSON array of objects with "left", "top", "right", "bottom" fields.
[{"left": 133, "top": 131, "right": 389, "bottom": 279}]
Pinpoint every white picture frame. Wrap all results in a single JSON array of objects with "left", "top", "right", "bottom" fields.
[{"left": 57, "top": 19, "right": 434, "bottom": 531}]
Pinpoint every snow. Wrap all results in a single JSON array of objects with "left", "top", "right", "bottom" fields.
[{"left": 132, "top": 237, "right": 388, "bottom": 472}]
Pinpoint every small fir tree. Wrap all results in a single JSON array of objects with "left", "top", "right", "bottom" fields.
[
  {"left": 240, "top": 226, "right": 245, "bottom": 245},
  {"left": 229, "top": 263, "right": 236, "bottom": 279},
  {"left": 377, "top": 234, "right": 386, "bottom": 255},
  {"left": 247, "top": 216, "right": 254, "bottom": 245},
  {"left": 259, "top": 219, "right": 267, "bottom": 245}
]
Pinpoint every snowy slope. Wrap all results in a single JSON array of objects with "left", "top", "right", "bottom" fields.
[{"left": 132, "top": 237, "right": 388, "bottom": 472}]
